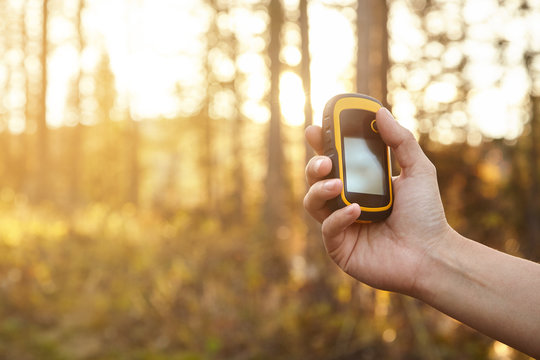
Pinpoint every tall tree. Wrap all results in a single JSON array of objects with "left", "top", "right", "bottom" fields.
[
  {"left": 89, "top": 52, "right": 119, "bottom": 204},
  {"left": 357, "top": 0, "right": 388, "bottom": 106},
  {"left": 126, "top": 114, "right": 139, "bottom": 205},
  {"left": 264, "top": 0, "right": 286, "bottom": 230},
  {"left": 200, "top": 0, "right": 219, "bottom": 218},
  {"left": 299, "top": 0, "right": 323, "bottom": 266},
  {"left": 378, "top": 0, "right": 389, "bottom": 107},
  {"left": 1, "top": 0, "right": 14, "bottom": 189},
  {"left": 524, "top": 52, "right": 540, "bottom": 259},
  {"left": 125, "top": 0, "right": 140, "bottom": 206},
  {"left": 229, "top": 24, "right": 245, "bottom": 221},
  {"left": 300, "top": 0, "right": 313, "bottom": 165},
  {"left": 526, "top": 94, "right": 540, "bottom": 259},
  {"left": 67, "top": 0, "right": 86, "bottom": 206},
  {"left": 356, "top": 0, "right": 371, "bottom": 94},
  {"left": 19, "top": 0, "right": 30, "bottom": 194},
  {"left": 36, "top": 0, "right": 49, "bottom": 200}
]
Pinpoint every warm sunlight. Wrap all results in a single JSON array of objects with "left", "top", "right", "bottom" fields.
[
  {"left": 44, "top": 0, "right": 359, "bottom": 128},
  {"left": 3, "top": 1, "right": 540, "bottom": 358},
  {"left": 389, "top": 0, "right": 540, "bottom": 141},
  {"left": 15, "top": 0, "right": 540, "bottom": 137},
  {"left": 279, "top": 71, "right": 305, "bottom": 126},
  {"left": 309, "top": 1, "right": 356, "bottom": 126},
  {"left": 42, "top": 0, "right": 354, "bottom": 126}
]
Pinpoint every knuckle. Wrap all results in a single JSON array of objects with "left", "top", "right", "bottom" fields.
[
  {"left": 304, "top": 165, "right": 310, "bottom": 183},
  {"left": 302, "top": 192, "right": 311, "bottom": 210},
  {"left": 305, "top": 157, "right": 318, "bottom": 179},
  {"left": 321, "top": 220, "right": 330, "bottom": 238},
  {"left": 425, "top": 159, "right": 437, "bottom": 176},
  {"left": 303, "top": 182, "right": 322, "bottom": 209}
]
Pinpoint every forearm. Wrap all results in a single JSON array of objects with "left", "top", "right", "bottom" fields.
[{"left": 416, "top": 229, "right": 540, "bottom": 357}]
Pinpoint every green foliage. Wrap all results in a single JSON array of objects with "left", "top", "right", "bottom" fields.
[{"left": 0, "top": 185, "right": 532, "bottom": 359}]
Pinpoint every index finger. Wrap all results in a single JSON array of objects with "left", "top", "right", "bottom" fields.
[{"left": 305, "top": 125, "right": 324, "bottom": 155}]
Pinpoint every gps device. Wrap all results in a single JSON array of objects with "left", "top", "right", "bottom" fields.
[{"left": 322, "top": 93, "right": 393, "bottom": 223}]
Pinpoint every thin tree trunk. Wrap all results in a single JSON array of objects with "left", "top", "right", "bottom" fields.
[
  {"left": 356, "top": 0, "right": 370, "bottom": 94},
  {"left": 379, "top": 0, "right": 389, "bottom": 108},
  {"left": 127, "top": 112, "right": 139, "bottom": 205},
  {"left": 369, "top": 0, "right": 389, "bottom": 107},
  {"left": 36, "top": 0, "right": 49, "bottom": 201},
  {"left": 264, "top": 0, "right": 286, "bottom": 229},
  {"left": 300, "top": 0, "right": 322, "bottom": 269},
  {"left": 125, "top": 0, "right": 140, "bottom": 206},
  {"left": 230, "top": 33, "right": 245, "bottom": 221},
  {"left": 300, "top": 0, "right": 313, "bottom": 164},
  {"left": 20, "top": 0, "right": 30, "bottom": 193},
  {"left": 201, "top": 2, "right": 218, "bottom": 217},
  {"left": 526, "top": 95, "right": 540, "bottom": 259},
  {"left": 69, "top": 0, "right": 85, "bottom": 206}
]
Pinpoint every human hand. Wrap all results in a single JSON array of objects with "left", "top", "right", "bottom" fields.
[{"left": 304, "top": 108, "right": 452, "bottom": 296}]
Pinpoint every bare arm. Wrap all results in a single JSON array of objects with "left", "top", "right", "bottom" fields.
[
  {"left": 418, "top": 230, "right": 540, "bottom": 356},
  {"left": 304, "top": 108, "right": 540, "bottom": 357}
]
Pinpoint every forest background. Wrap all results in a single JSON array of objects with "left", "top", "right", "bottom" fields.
[{"left": 0, "top": 0, "right": 540, "bottom": 359}]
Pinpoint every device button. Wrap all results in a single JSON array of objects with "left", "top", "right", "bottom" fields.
[
  {"left": 327, "top": 151, "right": 337, "bottom": 162},
  {"left": 370, "top": 119, "right": 379, "bottom": 133},
  {"left": 325, "top": 129, "right": 332, "bottom": 143}
]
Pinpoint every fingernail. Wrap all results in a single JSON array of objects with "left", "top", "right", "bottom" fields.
[
  {"left": 382, "top": 107, "right": 394, "bottom": 120},
  {"left": 348, "top": 203, "right": 360, "bottom": 214},
  {"left": 324, "top": 179, "right": 339, "bottom": 191},
  {"left": 314, "top": 158, "right": 324, "bottom": 172}
]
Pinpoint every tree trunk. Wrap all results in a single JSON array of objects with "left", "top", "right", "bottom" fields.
[
  {"left": 36, "top": 0, "right": 49, "bottom": 201},
  {"left": 69, "top": 0, "right": 85, "bottom": 207},
  {"left": 20, "top": 0, "right": 30, "bottom": 194},
  {"left": 230, "top": 33, "right": 245, "bottom": 221},
  {"left": 299, "top": 0, "right": 323, "bottom": 270},
  {"left": 379, "top": 0, "right": 389, "bottom": 108},
  {"left": 127, "top": 112, "right": 139, "bottom": 206},
  {"left": 200, "top": 2, "right": 218, "bottom": 218},
  {"left": 525, "top": 95, "right": 540, "bottom": 260},
  {"left": 356, "top": 0, "right": 371, "bottom": 94},
  {"left": 300, "top": 0, "right": 313, "bottom": 165},
  {"left": 357, "top": 0, "right": 389, "bottom": 107},
  {"left": 264, "top": 0, "right": 286, "bottom": 230},
  {"left": 125, "top": 0, "right": 140, "bottom": 206}
]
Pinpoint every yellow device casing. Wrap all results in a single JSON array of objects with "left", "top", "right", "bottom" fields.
[{"left": 322, "top": 93, "right": 393, "bottom": 223}]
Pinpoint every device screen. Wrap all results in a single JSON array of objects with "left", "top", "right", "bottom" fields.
[{"left": 343, "top": 137, "right": 385, "bottom": 195}]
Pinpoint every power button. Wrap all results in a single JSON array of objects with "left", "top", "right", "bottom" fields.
[{"left": 370, "top": 119, "right": 378, "bottom": 133}]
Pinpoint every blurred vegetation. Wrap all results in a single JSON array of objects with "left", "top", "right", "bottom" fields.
[{"left": 0, "top": 0, "right": 539, "bottom": 359}]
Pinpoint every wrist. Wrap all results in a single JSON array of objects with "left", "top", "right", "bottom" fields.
[{"left": 410, "top": 225, "right": 466, "bottom": 302}]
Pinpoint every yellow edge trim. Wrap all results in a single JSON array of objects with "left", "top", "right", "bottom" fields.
[{"left": 333, "top": 97, "right": 393, "bottom": 212}]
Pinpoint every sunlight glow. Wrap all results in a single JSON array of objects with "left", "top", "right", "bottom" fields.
[
  {"left": 468, "top": 89, "right": 523, "bottom": 139},
  {"left": 489, "top": 341, "right": 514, "bottom": 360},
  {"left": 86, "top": 0, "right": 213, "bottom": 119},
  {"left": 382, "top": 328, "right": 397, "bottom": 343},
  {"left": 279, "top": 71, "right": 305, "bottom": 126},
  {"left": 6, "top": 0, "right": 537, "bottom": 141},
  {"left": 425, "top": 81, "right": 458, "bottom": 104},
  {"left": 309, "top": 2, "right": 356, "bottom": 126},
  {"left": 241, "top": 100, "right": 270, "bottom": 124},
  {"left": 281, "top": 45, "right": 302, "bottom": 67},
  {"left": 388, "top": 2, "right": 426, "bottom": 63},
  {"left": 48, "top": 45, "right": 79, "bottom": 127},
  {"left": 390, "top": 0, "right": 540, "bottom": 140},
  {"left": 210, "top": 88, "right": 237, "bottom": 120},
  {"left": 390, "top": 89, "right": 417, "bottom": 134}
]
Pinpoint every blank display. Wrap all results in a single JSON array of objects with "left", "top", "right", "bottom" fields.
[{"left": 343, "top": 137, "right": 385, "bottom": 195}]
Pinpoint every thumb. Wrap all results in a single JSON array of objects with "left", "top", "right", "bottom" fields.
[{"left": 376, "top": 107, "right": 431, "bottom": 172}]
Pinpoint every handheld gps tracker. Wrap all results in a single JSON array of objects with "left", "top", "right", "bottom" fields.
[{"left": 322, "top": 93, "right": 393, "bottom": 223}]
